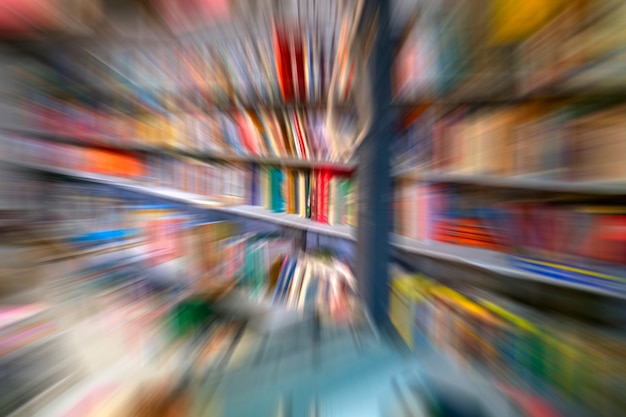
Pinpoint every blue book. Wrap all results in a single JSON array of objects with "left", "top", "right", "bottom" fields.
[
  {"left": 272, "top": 255, "right": 293, "bottom": 303},
  {"left": 278, "top": 256, "right": 298, "bottom": 303}
]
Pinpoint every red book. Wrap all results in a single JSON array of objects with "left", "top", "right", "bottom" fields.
[
  {"left": 583, "top": 215, "right": 626, "bottom": 264},
  {"left": 293, "top": 33, "right": 306, "bottom": 101},
  {"left": 272, "top": 25, "right": 294, "bottom": 102},
  {"left": 319, "top": 169, "right": 331, "bottom": 224}
]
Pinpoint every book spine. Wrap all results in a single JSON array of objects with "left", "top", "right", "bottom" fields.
[
  {"left": 273, "top": 24, "right": 294, "bottom": 102},
  {"left": 309, "top": 169, "right": 319, "bottom": 220},
  {"left": 319, "top": 169, "right": 330, "bottom": 224}
]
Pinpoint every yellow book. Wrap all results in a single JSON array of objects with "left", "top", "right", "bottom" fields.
[
  {"left": 298, "top": 172, "right": 307, "bottom": 218},
  {"left": 389, "top": 274, "right": 433, "bottom": 350},
  {"left": 286, "top": 170, "right": 294, "bottom": 214}
]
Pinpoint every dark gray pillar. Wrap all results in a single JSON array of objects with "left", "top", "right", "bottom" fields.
[{"left": 355, "top": 0, "right": 393, "bottom": 326}]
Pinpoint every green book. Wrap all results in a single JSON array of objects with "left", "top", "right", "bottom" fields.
[{"left": 269, "top": 167, "right": 285, "bottom": 213}]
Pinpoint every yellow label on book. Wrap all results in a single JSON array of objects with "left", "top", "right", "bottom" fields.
[
  {"left": 432, "top": 286, "right": 489, "bottom": 318},
  {"left": 521, "top": 258, "right": 626, "bottom": 283},
  {"left": 479, "top": 299, "right": 537, "bottom": 333}
]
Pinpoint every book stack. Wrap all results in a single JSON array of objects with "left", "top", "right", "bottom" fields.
[
  {"left": 388, "top": 271, "right": 626, "bottom": 415},
  {"left": 252, "top": 166, "right": 357, "bottom": 226}
]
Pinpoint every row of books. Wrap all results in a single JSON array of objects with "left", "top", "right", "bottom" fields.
[
  {"left": 0, "top": 133, "right": 250, "bottom": 202},
  {"left": 389, "top": 271, "right": 626, "bottom": 416},
  {"left": 251, "top": 166, "right": 357, "bottom": 226},
  {"left": 145, "top": 155, "right": 249, "bottom": 200},
  {"left": 27, "top": 93, "right": 355, "bottom": 161},
  {"left": 35, "top": 14, "right": 354, "bottom": 107},
  {"left": 272, "top": 252, "right": 357, "bottom": 320},
  {"left": 395, "top": 102, "right": 626, "bottom": 182},
  {"left": 393, "top": 0, "right": 626, "bottom": 100},
  {"left": 393, "top": 183, "right": 626, "bottom": 282},
  {"left": 0, "top": 133, "right": 357, "bottom": 229},
  {"left": 398, "top": 185, "right": 502, "bottom": 252}
]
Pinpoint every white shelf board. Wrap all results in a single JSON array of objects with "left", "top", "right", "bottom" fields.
[
  {"left": 392, "top": 170, "right": 626, "bottom": 194},
  {"left": 1, "top": 159, "right": 229, "bottom": 208},
  {"left": 391, "top": 234, "right": 626, "bottom": 299},
  {"left": 429, "top": 173, "right": 626, "bottom": 194},
  {"left": 215, "top": 205, "right": 356, "bottom": 240}
]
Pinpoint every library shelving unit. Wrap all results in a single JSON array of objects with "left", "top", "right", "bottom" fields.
[
  {"left": 2, "top": 0, "right": 626, "bottom": 416},
  {"left": 0, "top": 1, "right": 383, "bottom": 416}
]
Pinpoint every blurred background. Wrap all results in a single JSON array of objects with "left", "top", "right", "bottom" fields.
[{"left": 0, "top": 0, "right": 625, "bottom": 416}]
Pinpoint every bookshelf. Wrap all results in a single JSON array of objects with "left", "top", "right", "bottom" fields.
[{"left": 3, "top": 0, "right": 626, "bottom": 416}]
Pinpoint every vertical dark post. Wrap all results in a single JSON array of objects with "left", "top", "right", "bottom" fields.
[{"left": 355, "top": 0, "right": 392, "bottom": 326}]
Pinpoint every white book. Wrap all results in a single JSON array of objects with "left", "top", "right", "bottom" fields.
[
  {"left": 286, "top": 256, "right": 306, "bottom": 307},
  {"left": 297, "top": 260, "right": 314, "bottom": 311},
  {"left": 333, "top": 258, "right": 356, "bottom": 292}
]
